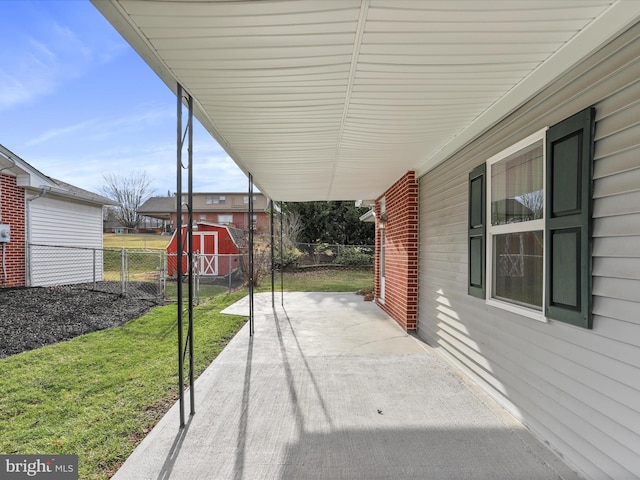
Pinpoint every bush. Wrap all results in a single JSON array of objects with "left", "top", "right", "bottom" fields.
[
  {"left": 335, "top": 246, "right": 372, "bottom": 266},
  {"left": 277, "top": 246, "right": 302, "bottom": 269}
]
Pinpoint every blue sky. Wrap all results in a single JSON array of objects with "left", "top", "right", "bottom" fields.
[{"left": 0, "top": 0, "right": 248, "bottom": 197}]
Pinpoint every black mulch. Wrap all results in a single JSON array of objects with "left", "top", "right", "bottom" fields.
[{"left": 0, "top": 286, "right": 158, "bottom": 358}]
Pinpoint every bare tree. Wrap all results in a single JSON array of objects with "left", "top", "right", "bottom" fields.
[
  {"left": 518, "top": 189, "right": 544, "bottom": 220},
  {"left": 100, "top": 171, "right": 154, "bottom": 230},
  {"left": 280, "top": 208, "right": 303, "bottom": 247}
]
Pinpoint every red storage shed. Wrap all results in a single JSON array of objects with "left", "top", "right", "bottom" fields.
[{"left": 166, "top": 222, "right": 245, "bottom": 276}]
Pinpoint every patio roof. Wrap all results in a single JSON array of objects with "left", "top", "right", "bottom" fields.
[{"left": 92, "top": 1, "right": 640, "bottom": 202}]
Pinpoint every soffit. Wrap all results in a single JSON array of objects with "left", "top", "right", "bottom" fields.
[{"left": 92, "top": 0, "right": 639, "bottom": 201}]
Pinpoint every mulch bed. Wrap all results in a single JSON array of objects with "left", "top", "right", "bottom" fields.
[{"left": 0, "top": 286, "right": 158, "bottom": 358}]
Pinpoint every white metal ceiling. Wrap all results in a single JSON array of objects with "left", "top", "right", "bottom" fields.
[{"left": 92, "top": 0, "right": 639, "bottom": 201}]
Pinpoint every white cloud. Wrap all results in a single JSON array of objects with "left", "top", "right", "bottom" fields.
[
  {"left": 26, "top": 119, "right": 99, "bottom": 146},
  {"left": 0, "top": 4, "right": 126, "bottom": 112}
]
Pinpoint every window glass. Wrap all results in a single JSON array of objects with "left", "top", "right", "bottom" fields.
[
  {"left": 218, "top": 214, "right": 232, "bottom": 224},
  {"left": 491, "top": 141, "right": 543, "bottom": 225},
  {"left": 493, "top": 231, "right": 543, "bottom": 308},
  {"left": 487, "top": 133, "right": 545, "bottom": 314}
]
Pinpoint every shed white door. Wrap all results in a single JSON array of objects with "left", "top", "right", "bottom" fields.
[{"left": 195, "top": 232, "right": 218, "bottom": 275}]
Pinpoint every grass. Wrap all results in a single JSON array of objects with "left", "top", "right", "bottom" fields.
[
  {"left": 261, "top": 268, "right": 374, "bottom": 293},
  {"left": 103, "top": 233, "right": 168, "bottom": 250},
  {"left": 164, "top": 281, "right": 230, "bottom": 301},
  {"left": 103, "top": 235, "right": 167, "bottom": 281},
  {"left": 0, "top": 268, "right": 373, "bottom": 479},
  {"left": 0, "top": 292, "right": 247, "bottom": 480}
]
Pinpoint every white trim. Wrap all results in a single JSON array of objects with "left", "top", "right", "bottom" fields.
[
  {"left": 485, "top": 128, "right": 548, "bottom": 320},
  {"left": 490, "top": 219, "right": 544, "bottom": 236},
  {"left": 486, "top": 299, "right": 547, "bottom": 323},
  {"left": 486, "top": 128, "right": 547, "bottom": 168}
]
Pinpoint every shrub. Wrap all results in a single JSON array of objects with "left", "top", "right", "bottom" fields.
[
  {"left": 277, "top": 246, "right": 302, "bottom": 269},
  {"left": 335, "top": 246, "right": 372, "bottom": 266}
]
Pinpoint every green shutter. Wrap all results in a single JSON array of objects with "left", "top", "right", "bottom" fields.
[
  {"left": 468, "top": 163, "right": 486, "bottom": 298},
  {"left": 545, "top": 107, "right": 595, "bottom": 328}
]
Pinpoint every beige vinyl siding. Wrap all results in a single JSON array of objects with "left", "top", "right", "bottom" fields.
[
  {"left": 29, "top": 196, "right": 104, "bottom": 287},
  {"left": 418, "top": 22, "right": 640, "bottom": 480}
]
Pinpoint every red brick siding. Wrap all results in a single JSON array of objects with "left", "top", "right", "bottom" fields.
[
  {"left": 375, "top": 171, "right": 419, "bottom": 331},
  {"left": 0, "top": 174, "right": 26, "bottom": 287},
  {"left": 171, "top": 211, "right": 269, "bottom": 232}
]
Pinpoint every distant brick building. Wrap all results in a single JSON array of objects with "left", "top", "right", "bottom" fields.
[{"left": 137, "top": 192, "right": 270, "bottom": 233}]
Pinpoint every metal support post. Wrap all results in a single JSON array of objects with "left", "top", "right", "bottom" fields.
[
  {"left": 248, "top": 174, "right": 255, "bottom": 336},
  {"left": 187, "top": 93, "right": 195, "bottom": 417},
  {"left": 176, "top": 83, "right": 196, "bottom": 427},
  {"left": 176, "top": 84, "right": 185, "bottom": 428},
  {"left": 280, "top": 203, "right": 284, "bottom": 306},
  {"left": 270, "top": 199, "right": 275, "bottom": 308}
]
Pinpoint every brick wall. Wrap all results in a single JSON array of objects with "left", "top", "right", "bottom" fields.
[
  {"left": 0, "top": 174, "right": 26, "bottom": 287},
  {"left": 171, "top": 211, "right": 270, "bottom": 232},
  {"left": 375, "top": 171, "right": 419, "bottom": 331}
]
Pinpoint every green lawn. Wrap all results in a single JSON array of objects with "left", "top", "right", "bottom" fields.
[
  {"left": 0, "top": 269, "right": 373, "bottom": 479},
  {"left": 0, "top": 293, "right": 247, "bottom": 480},
  {"left": 262, "top": 268, "right": 373, "bottom": 293},
  {"left": 103, "top": 233, "right": 168, "bottom": 250}
]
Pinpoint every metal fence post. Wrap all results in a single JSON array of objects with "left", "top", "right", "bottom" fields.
[
  {"left": 121, "top": 247, "right": 126, "bottom": 296},
  {"left": 93, "top": 248, "right": 97, "bottom": 290},
  {"left": 158, "top": 250, "right": 163, "bottom": 301}
]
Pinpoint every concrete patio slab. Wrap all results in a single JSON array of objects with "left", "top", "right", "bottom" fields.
[{"left": 112, "top": 292, "right": 581, "bottom": 480}]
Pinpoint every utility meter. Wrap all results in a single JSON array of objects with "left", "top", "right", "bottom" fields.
[{"left": 0, "top": 224, "right": 10, "bottom": 243}]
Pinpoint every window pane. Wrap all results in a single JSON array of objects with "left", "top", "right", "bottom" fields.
[
  {"left": 491, "top": 141, "right": 543, "bottom": 225},
  {"left": 493, "top": 231, "right": 543, "bottom": 309}
]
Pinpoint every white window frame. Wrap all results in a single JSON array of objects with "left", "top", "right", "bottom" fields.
[
  {"left": 206, "top": 195, "right": 226, "bottom": 205},
  {"left": 486, "top": 128, "right": 548, "bottom": 323},
  {"left": 217, "top": 214, "right": 233, "bottom": 224}
]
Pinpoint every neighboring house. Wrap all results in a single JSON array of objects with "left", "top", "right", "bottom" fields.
[
  {"left": 94, "top": 3, "right": 640, "bottom": 479},
  {"left": 166, "top": 222, "right": 245, "bottom": 277},
  {"left": 137, "top": 192, "right": 270, "bottom": 233},
  {"left": 103, "top": 221, "right": 129, "bottom": 234},
  {"left": 0, "top": 145, "right": 116, "bottom": 288}
]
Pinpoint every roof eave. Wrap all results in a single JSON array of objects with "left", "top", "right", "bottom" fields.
[{"left": 416, "top": 1, "right": 640, "bottom": 177}]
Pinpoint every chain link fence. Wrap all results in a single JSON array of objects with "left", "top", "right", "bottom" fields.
[
  {"left": 289, "top": 243, "right": 374, "bottom": 268},
  {"left": 165, "top": 253, "right": 245, "bottom": 301},
  {"left": 26, "top": 242, "right": 375, "bottom": 301},
  {"left": 28, "top": 244, "right": 165, "bottom": 301}
]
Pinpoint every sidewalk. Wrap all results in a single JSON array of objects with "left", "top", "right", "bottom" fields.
[{"left": 112, "top": 292, "right": 581, "bottom": 480}]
